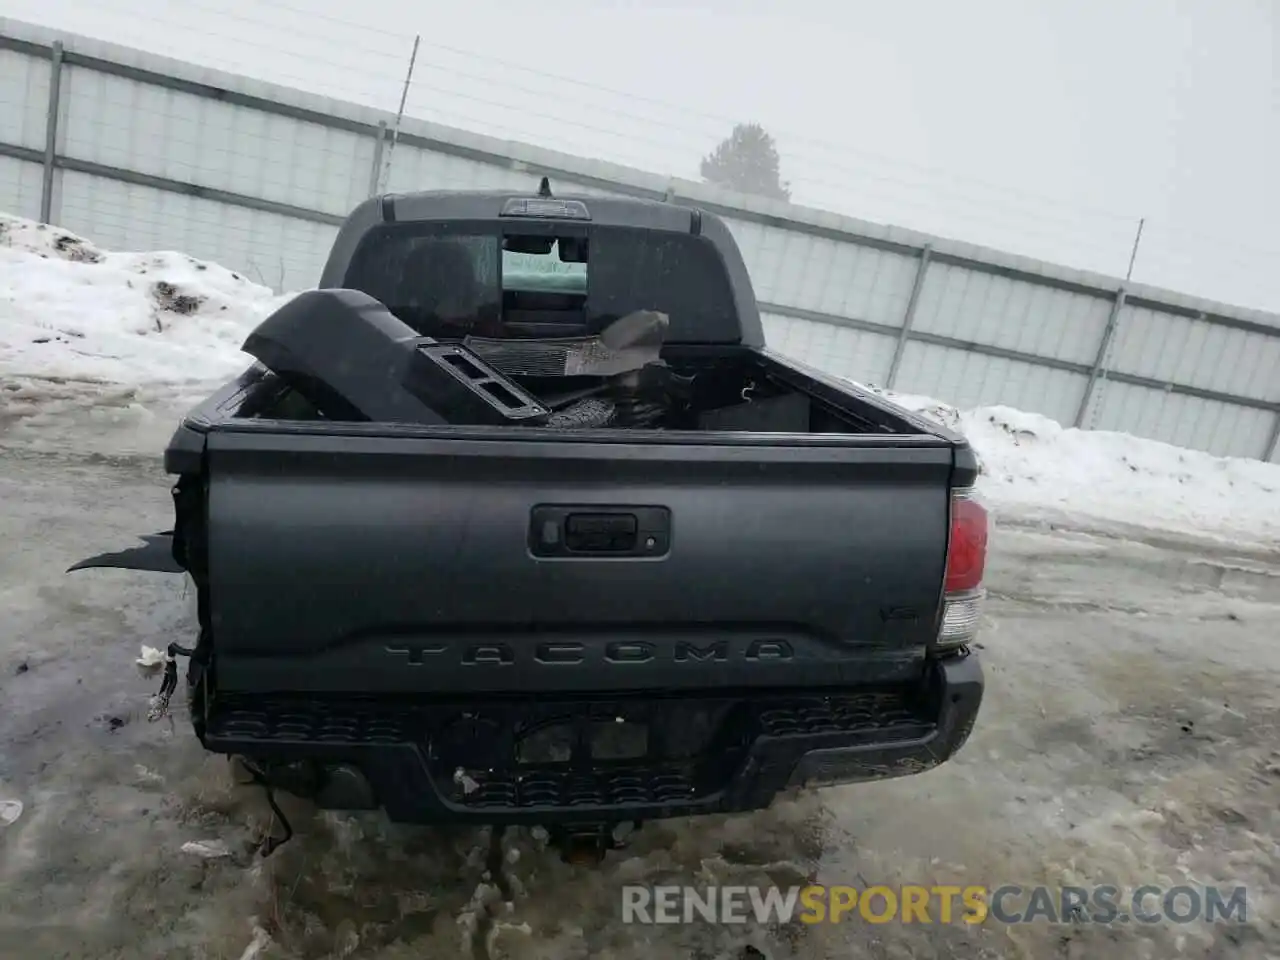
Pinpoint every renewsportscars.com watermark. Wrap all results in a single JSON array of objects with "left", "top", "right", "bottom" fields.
[{"left": 621, "top": 885, "right": 1249, "bottom": 926}]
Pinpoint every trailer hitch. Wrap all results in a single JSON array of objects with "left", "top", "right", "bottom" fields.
[{"left": 548, "top": 821, "right": 639, "bottom": 865}]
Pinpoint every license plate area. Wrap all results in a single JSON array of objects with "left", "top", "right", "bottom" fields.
[
  {"left": 426, "top": 697, "right": 750, "bottom": 808},
  {"left": 428, "top": 698, "right": 743, "bottom": 771},
  {"left": 517, "top": 716, "right": 650, "bottom": 763}
]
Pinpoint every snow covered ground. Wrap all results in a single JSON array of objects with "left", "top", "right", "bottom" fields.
[
  {"left": 866, "top": 388, "right": 1280, "bottom": 552},
  {"left": 2, "top": 212, "right": 1277, "bottom": 550},
  {"left": 0, "top": 215, "right": 289, "bottom": 386}
]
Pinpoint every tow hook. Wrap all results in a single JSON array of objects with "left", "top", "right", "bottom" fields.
[{"left": 550, "top": 821, "right": 639, "bottom": 865}]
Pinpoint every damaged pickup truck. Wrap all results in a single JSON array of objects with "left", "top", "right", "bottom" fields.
[{"left": 74, "top": 182, "right": 988, "bottom": 859}]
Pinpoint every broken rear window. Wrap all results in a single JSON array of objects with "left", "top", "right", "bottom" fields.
[{"left": 342, "top": 222, "right": 740, "bottom": 342}]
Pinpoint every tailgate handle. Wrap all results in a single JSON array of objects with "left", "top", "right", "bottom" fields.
[
  {"left": 529, "top": 505, "right": 671, "bottom": 559},
  {"left": 565, "top": 513, "right": 638, "bottom": 552}
]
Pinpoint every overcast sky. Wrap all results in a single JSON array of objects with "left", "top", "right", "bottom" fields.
[{"left": 5, "top": 0, "right": 1277, "bottom": 310}]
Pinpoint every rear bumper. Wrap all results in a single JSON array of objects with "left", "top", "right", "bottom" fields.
[{"left": 198, "top": 653, "right": 982, "bottom": 824}]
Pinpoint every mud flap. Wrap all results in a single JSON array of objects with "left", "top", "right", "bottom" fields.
[{"left": 67, "top": 532, "right": 184, "bottom": 573}]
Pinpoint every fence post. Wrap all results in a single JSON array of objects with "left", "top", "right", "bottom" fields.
[
  {"left": 1264, "top": 413, "right": 1280, "bottom": 463},
  {"left": 885, "top": 244, "right": 931, "bottom": 389},
  {"left": 40, "top": 41, "right": 65, "bottom": 224},
  {"left": 1074, "top": 287, "right": 1126, "bottom": 428},
  {"left": 367, "top": 121, "right": 387, "bottom": 197}
]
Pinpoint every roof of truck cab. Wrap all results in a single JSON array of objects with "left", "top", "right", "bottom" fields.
[{"left": 380, "top": 190, "right": 701, "bottom": 233}]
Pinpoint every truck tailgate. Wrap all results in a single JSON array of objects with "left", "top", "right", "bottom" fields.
[{"left": 205, "top": 429, "right": 955, "bottom": 694}]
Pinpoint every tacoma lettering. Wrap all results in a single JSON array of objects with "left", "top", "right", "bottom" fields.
[
  {"left": 385, "top": 642, "right": 446, "bottom": 665},
  {"left": 606, "top": 641, "right": 655, "bottom": 663},
  {"left": 747, "top": 640, "right": 793, "bottom": 661},
  {"left": 536, "top": 642, "right": 583, "bottom": 664},
  {"left": 387, "top": 639, "right": 794, "bottom": 666},
  {"left": 675, "top": 640, "right": 728, "bottom": 662},
  {"left": 463, "top": 644, "right": 516, "bottom": 666}
]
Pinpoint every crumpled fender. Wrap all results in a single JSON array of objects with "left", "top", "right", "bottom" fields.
[{"left": 67, "top": 532, "right": 184, "bottom": 573}]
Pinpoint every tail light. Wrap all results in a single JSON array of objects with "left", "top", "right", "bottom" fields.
[{"left": 937, "top": 487, "right": 989, "bottom": 650}]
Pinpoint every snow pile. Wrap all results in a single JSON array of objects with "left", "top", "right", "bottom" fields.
[
  {"left": 0, "top": 214, "right": 287, "bottom": 386},
  {"left": 1, "top": 213, "right": 1277, "bottom": 548},
  {"left": 863, "top": 385, "right": 1280, "bottom": 549}
]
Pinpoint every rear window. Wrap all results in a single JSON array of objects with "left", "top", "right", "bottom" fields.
[
  {"left": 341, "top": 222, "right": 740, "bottom": 342},
  {"left": 503, "top": 244, "right": 587, "bottom": 294}
]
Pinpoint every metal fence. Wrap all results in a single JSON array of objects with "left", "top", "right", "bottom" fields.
[{"left": 2, "top": 17, "right": 1277, "bottom": 464}]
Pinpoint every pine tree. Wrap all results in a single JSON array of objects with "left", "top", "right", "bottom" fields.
[{"left": 700, "top": 123, "right": 791, "bottom": 202}]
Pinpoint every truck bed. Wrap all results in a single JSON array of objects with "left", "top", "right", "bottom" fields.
[{"left": 169, "top": 347, "right": 968, "bottom": 698}]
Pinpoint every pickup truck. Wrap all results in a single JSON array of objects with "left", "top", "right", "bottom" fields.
[{"left": 73, "top": 183, "right": 988, "bottom": 858}]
